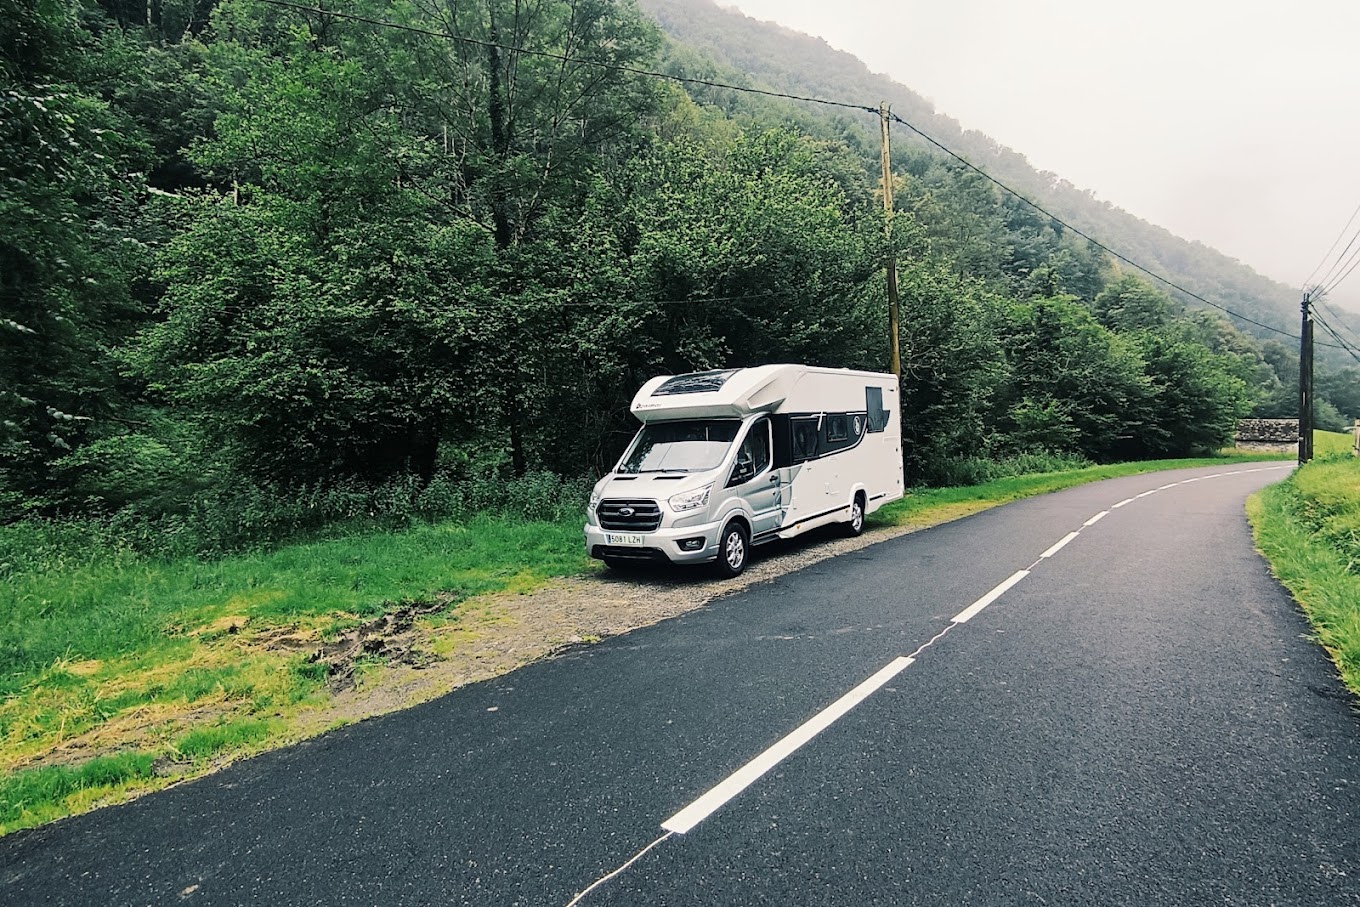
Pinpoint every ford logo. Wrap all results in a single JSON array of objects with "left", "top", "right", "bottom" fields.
[{"left": 619, "top": 507, "right": 635, "bottom": 516}]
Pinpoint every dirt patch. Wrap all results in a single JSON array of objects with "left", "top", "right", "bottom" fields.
[{"left": 305, "top": 601, "right": 447, "bottom": 692}]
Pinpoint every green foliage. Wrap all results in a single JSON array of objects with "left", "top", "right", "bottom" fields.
[
  {"left": 995, "top": 296, "right": 1152, "bottom": 461},
  {"left": 1251, "top": 454, "right": 1360, "bottom": 693},
  {"left": 1129, "top": 327, "right": 1253, "bottom": 456},
  {"left": 925, "top": 450, "right": 1093, "bottom": 488},
  {"left": 1093, "top": 274, "right": 1175, "bottom": 332},
  {"left": 0, "top": 0, "right": 154, "bottom": 517},
  {"left": 894, "top": 257, "right": 1008, "bottom": 484}
]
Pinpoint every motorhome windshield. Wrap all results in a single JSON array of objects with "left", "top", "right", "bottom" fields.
[{"left": 618, "top": 420, "right": 740, "bottom": 474}]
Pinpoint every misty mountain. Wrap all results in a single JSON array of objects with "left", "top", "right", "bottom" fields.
[{"left": 638, "top": 0, "right": 1359, "bottom": 359}]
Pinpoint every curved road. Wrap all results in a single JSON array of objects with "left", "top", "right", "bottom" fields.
[{"left": 3, "top": 462, "right": 1358, "bottom": 906}]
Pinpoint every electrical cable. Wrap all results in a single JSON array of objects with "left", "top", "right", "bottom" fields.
[
  {"left": 1314, "top": 315, "right": 1360, "bottom": 368},
  {"left": 1312, "top": 305, "right": 1360, "bottom": 362},
  {"left": 1303, "top": 197, "right": 1360, "bottom": 292},
  {"left": 1319, "top": 244, "right": 1360, "bottom": 297},
  {"left": 883, "top": 111, "right": 1325, "bottom": 345},
  {"left": 255, "top": 0, "right": 1326, "bottom": 345},
  {"left": 1313, "top": 299, "right": 1360, "bottom": 348}
]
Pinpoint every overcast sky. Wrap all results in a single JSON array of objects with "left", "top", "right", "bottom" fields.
[{"left": 721, "top": 0, "right": 1360, "bottom": 313}]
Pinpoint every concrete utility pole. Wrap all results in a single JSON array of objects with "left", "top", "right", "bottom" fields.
[
  {"left": 880, "top": 103, "right": 901, "bottom": 378},
  {"left": 1299, "top": 291, "right": 1315, "bottom": 465}
]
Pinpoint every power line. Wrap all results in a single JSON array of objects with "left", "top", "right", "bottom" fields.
[
  {"left": 1303, "top": 197, "right": 1360, "bottom": 292},
  {"left": 1314, "top": 316, "right": 1360, "bottom": 368},
  {"left": 1319, "top": 241, "right": 1360, "bottom": 296},
  {"left": 883, "top": 111, "right": 1320, "bottom": 346},
  {"left": 1313, "top": 298, "right": 1360, "bottom": 347},
  {"left": 258, "top": 0, "right": 1324, "bottom": 346},
  {"left": 1312, "top": 305, "right": 1360, "bottom": 366}
]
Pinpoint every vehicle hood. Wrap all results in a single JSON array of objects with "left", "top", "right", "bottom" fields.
[{"left": 595, "top": 472, "right": 717, "bottom": 500}]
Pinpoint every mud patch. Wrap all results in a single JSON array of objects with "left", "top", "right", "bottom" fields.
[{"left": 303, "top": 600, "right": 451, "bottom": 692}]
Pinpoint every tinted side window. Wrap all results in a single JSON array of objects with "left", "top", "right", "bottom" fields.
[{"left": 791, "top": 417, "right": 819, "bottom": 462}]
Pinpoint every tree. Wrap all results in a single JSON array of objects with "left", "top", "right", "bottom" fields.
[
  {"left": 1092, "top": 273, "right": 1175, "bottom": 333},
  {"left": 994, "top": 297, "right": 1152, "bottom": 461},
  {"left": 1129, "top": 328, "right": 1252, "bottom": 456},
  {"left": 0, "top": 0, "right": 152, "bottom": 517}
]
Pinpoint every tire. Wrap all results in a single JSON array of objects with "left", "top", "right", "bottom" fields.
[
  {"left": 843, "top": 492, "right": 866, "bottom": 537},
  {"left": 712, "top": 521, "right": 750, "bottom": 578}
]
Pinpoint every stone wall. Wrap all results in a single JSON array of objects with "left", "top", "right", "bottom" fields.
[{"left": 1236, "top": 418, "right": 1298, "bottom": 453}]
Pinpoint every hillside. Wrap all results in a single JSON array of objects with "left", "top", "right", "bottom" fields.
[{"left": 638, "top": 0, "right": 1349, "bottom": 350}]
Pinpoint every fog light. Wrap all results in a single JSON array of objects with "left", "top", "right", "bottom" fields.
[{"left": 679, "top": 537, "right": 705, "bottom": 552}]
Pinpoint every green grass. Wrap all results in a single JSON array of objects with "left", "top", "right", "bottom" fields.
[
  {"left": 174, "top": 717, "right": 277, "bottom": 763},
  {"left": 1314, "top": 427, "right": 1358, "bottom": 459},
  {"left": 0, "top": 752, "right": 156, "bottom": 829},
  {"left": 0, "top": 446, "right": 1298, "bottom": 834},
  {"left": 0, "top": 513, "right": 589, "bottom": 835},
  {"left": 1, "top": 515, "right": 587, "bottom": 698},
  {"left": 1249, "top": 441, "right": 1360, "bottom": 694}
]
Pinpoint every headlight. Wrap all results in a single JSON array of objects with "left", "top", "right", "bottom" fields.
[
  {"left": 588, "top": 488, "right": 602, "bottom": 510},
  {"left": 669, "top": 484, "right": 712, "bottom": 513}
]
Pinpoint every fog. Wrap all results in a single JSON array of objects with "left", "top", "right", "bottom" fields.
[{"left": 722, "top": 0, "right": 1360, "bottom": 312}]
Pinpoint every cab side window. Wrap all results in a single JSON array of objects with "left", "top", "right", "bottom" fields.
[{"left": 728, "top": 420, "right": 772, "bottom": 486}]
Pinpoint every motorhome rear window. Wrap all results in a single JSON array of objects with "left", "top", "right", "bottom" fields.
[{"left": 652, "top": 369, "right": 740, "bottom": 396}]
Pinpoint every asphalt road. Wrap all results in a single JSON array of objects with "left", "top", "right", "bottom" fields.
[{"left": 4, "top": 462, "right": 1358, "bottom": 906}]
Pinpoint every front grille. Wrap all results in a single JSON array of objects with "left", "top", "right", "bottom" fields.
[{"left": 597, "top": 499, "right": 662, "bottom": 532}]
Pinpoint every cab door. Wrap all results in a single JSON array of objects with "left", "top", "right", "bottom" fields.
[{"left": 727, "top": 418, "right": 781, "bottom": 538}]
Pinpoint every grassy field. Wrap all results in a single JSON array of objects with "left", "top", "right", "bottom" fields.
[
  {"left": 0, "top": 447, "right": 1296, "bottom": 834},
  {"left": 1249, "top": 430, "right": 1360, "bottom": 695}
]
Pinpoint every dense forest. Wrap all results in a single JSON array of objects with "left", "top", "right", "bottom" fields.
[{"left": 3, "top": 0, "right": 1356, "bottom": 553}]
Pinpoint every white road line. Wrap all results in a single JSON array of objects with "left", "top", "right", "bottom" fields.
[
  {"left": 661, "top": 656, "right": 915, "bottom": 835},
  {"left": 952, "top": 569, "right": 1030, "bottom": 624},
  {"left": 1039, "top": 531, "right": 1080, "bottom": 559},
  {"left": 1083, "top": 510, "right": 1110, "bottom": 527},
  {"left": 1112, "top": 497, "right": 1136, "bottom": 508},
  {"left": 1135, "top": 490, "right": 1158, "bottom": 498}
]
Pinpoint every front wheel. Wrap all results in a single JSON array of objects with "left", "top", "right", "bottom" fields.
[
  {"left": 842, "top": 493, "right": 866, "bottom": 537},
  {"left": 713, "top": 521, "right": 750, "bottom": 578}
]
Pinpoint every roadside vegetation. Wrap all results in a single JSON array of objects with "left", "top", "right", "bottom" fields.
[{"left": 1250, "top": 430, "right": 1360, "bottom": 696}]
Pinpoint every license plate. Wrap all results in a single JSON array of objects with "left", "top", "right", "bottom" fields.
[{"left": 606, "top": 533, "right": 645, "bottom": 546}]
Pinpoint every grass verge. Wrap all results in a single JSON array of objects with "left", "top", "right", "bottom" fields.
[
  {"left": 0, "top": 447, "right": 1295, "bottom": 835},
  {"left": 1248, "top": 439, "right": 1360, "bottom": 695}
]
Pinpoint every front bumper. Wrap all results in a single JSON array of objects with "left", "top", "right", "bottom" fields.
[{"left": 584, "top": 520, "right": 722, "bottom": 564}]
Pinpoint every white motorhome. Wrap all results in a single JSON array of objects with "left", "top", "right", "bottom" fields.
[{"left": 584, "top": 364, "right": 904, "bottom": 576}]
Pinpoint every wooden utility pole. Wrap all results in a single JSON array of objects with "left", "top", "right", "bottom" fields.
[
  {"left": 880, "top": 103, "right": 901, "bottom": 378},
  {"left": 1299, "top": 291, "right": 1315, "bottom": 465}
]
